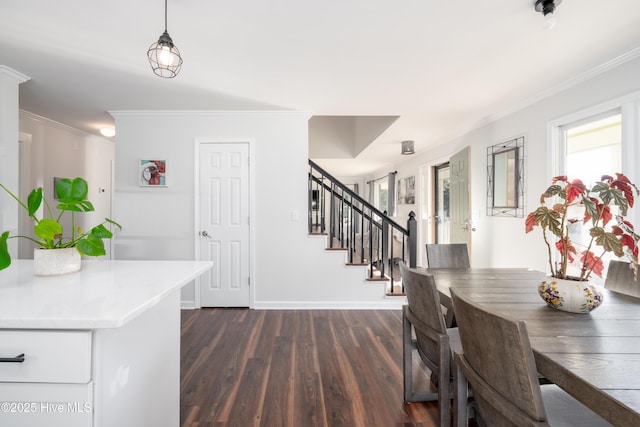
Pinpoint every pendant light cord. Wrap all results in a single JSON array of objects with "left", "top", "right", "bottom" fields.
[{"left": 164, "top": 0, "right": 168, "bottom": 32}]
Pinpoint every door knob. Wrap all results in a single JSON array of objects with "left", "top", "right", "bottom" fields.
[
  {"left": 462, "top": 220, "right": 476, "bottom": 232},
  {"left": 200, "top": 230, "right": 210, "bottom": 238}
]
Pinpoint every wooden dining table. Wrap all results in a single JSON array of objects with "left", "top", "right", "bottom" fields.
[{"left": 421, "top": 267, "right": 640, "bottom": 427}]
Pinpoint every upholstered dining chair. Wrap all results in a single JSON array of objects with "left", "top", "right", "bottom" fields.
[
  {"left": 400, "top": 262, "right": 461, "bottom": 427},
  {"left": 450, "top": 288, "right": 612, "bottom": 427},
  {"left": 425, "top": 243, "right": 470, "bottom": 269},
  {"left": 605, "top": 260, "right": 640, "bottom": 298}
]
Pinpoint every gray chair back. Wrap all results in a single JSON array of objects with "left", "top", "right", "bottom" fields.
[
  {"left": 400, "top": 262, "right": 452, "bottom": 426},
  {"left": 451, "top": 288, "right": 548, "bottom": 425},
  {"left": 451, "top": 288, "right": 612, "bottom": 427},
  {"left": 605, "top": 260, "right": 640, "bottom": 298},
  {"left": 426, "top": 243, "right": 470, "bottom": 268}
]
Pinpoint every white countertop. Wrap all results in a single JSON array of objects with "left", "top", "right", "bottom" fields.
[{"left": 0, "top": 260, "right": 212, "bottom": 329}]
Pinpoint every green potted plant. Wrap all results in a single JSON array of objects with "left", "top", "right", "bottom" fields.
[
  {"left": 525, "top": 173, "right": 639, "bottom": 313},
  {"left": 0, "top": 177, "right": 121, "bottom": 275}
]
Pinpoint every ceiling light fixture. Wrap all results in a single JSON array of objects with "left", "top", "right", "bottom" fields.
[
  {"left": 401, "top": 140, "right": 415, "bottom": 155},
  {"left": 147, "top": 0, "right": 183, "bottom": 78},
  {"left": 535, "top": 0, "right": 562, "bottom": 30},
  {"left": 99, "top": 127, "right": 116, "bottom": 137}
]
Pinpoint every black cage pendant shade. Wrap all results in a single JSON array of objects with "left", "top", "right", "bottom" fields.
[
  {"left": 535, "top": 0, "right": 562, "bottom": 29},
  {"left": 147, "top": 0, "right": 183, "bottom": 78}
]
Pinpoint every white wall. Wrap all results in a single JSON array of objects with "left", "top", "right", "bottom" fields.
[
  {"left": 18, "top": 112, "right": 115, "bottom": 258},
  {"left": 0, "top": 67, "right": 29, "bottom": 261},
  {"left": 111, "top": 111, "right": 400, "bottom": 309},
  {"left": 10, "top": 54, "right": 640, "bottom": 307},
  {"left": 16, "top": 56, "right": 640, "bottom": 307},
  {"left": 372, "top": 55, "right": 640, "bottom": 273}
]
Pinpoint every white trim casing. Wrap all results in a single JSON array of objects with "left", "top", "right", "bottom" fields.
[{"left": 547, "top": 90, "right": 640, "bottom": 237}]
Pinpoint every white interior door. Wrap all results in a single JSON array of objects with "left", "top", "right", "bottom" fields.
[
  {"left": 198, "top": 143, "right": 250, "bottom": 307},
  {"left": 449, "top": 146, "right": 472, "bottom": 248}
]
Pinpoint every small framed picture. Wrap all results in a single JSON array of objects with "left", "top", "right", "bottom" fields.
[
  {"left": 139, "top": 159, "right": 167, "bottom": 187},
  {"left": 397, "top": 176, "right": 416, "bottom": 205}
]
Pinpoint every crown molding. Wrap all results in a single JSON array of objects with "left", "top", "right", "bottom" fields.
[
  {"left": 0, "top": 65, "right": 30, "bottom": 83},
  {"left": 109, "top": 110, "right": 312, "bottom": 120},
  {"left": 487, "top": 46, "right": 640, "bottom": 124}
]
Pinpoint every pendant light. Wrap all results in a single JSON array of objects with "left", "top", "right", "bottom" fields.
[
  {"left": 147, "top": 0, "right": 183, "bottom": 78},
  {"left": 535, "top": 0, "right": 562, "bottom": 30}
]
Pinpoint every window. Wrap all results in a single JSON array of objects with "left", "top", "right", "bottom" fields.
[
  {"left": 374, "top": 180, "right": 388, "bottom": 213},
  {"left": 550, "top": 98, "right": 640, "bottom": 282},
  {"left": 565, "top": 113, "right": 621, "bottom": 184},
  {"left": 369, "top": 173, "right": 396, "bottom": 215}
]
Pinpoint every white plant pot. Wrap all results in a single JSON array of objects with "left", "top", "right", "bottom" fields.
[
  {"left": 538, "top": 277, "right": 604, "bottom": 313},
  {"left": 33, "top": 247, "right": 82, "bottom": 276}
]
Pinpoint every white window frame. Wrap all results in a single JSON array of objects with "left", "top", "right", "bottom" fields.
[{"left": 547, "top": 90, "right": 640, "bottom": 229}]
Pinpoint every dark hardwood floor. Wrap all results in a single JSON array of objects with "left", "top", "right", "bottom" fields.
[{"left": 180, "top": 308, "right": 442, "bottom": 427}]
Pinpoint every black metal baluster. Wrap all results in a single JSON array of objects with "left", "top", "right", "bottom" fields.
[
  {"left": 368, "top": 219, "right": 374, "bottom": 279},
  {"left": 320, "top": 176, "right": 326, "bottom": 233},
  {"left": 389, "top": 226, "right": 393, "bottom": 287},
  {"left": 360, "top": 206, "right": 365, "bottom": 264},
  {"left": 329, "top": 183, "right": 335, "bottom": 248}
]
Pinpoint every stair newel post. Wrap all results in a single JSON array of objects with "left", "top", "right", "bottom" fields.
[{"left": 407, "top": 211, "right": 417, "bottom": 268}]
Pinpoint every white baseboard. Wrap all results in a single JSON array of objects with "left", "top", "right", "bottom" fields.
[
  {"left": 180, "top": 300, "right": 198, "bottom": 310},
  {"left": 252, "top": 299, "right": 406, "bottom": 310}
]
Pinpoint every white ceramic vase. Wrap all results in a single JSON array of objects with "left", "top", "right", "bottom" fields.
[
  {"left": 33, "top": 247, "right": 81, "bottom": 276},
  {"left": 538, "top": 277, "right": 604, "bottom": 313}
]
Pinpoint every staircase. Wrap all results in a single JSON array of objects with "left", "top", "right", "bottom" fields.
[{"left": 308, "top": 160, "right": 417, "bottom": 295}]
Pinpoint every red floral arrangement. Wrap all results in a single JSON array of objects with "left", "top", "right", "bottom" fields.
[{"left": 526, "top": 174, "right": 639, "bottom": 281}]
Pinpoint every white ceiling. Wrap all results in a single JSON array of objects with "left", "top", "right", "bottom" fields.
[{"left": 2, "top": 0, "right": 640, "bottom": 176}]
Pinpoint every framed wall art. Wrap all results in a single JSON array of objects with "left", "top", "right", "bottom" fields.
[
  {"left": 397, "top": 176, "right": 415, "bottom": 205},
  {"left": 139, "top": 159, "right": 167, "bottom": 187}
]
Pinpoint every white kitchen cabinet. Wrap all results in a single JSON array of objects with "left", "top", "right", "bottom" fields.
[
  {"left": 0, "top": 382, "right": 93, "bottom": 426},
  {"left": 0, "top": 330, "right": 91, "bottom": 383},
  {"left": 0, "top": 330, "right": 92, "bottom": 426},
  {"left": 0, "top": 260, "right": 212, "bottom": 427}
]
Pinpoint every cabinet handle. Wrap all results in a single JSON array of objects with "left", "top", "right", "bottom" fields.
[{"left": 0, "top": 353, "right": 25, "bottom": 363}]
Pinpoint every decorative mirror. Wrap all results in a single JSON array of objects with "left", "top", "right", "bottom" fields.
[{"left": 487, "top": 136, "right": 524, "bottom": 217}]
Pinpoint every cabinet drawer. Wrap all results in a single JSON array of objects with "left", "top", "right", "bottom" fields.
[{"left": 0, "top": 330, "right": 91, "bottom": 383}]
